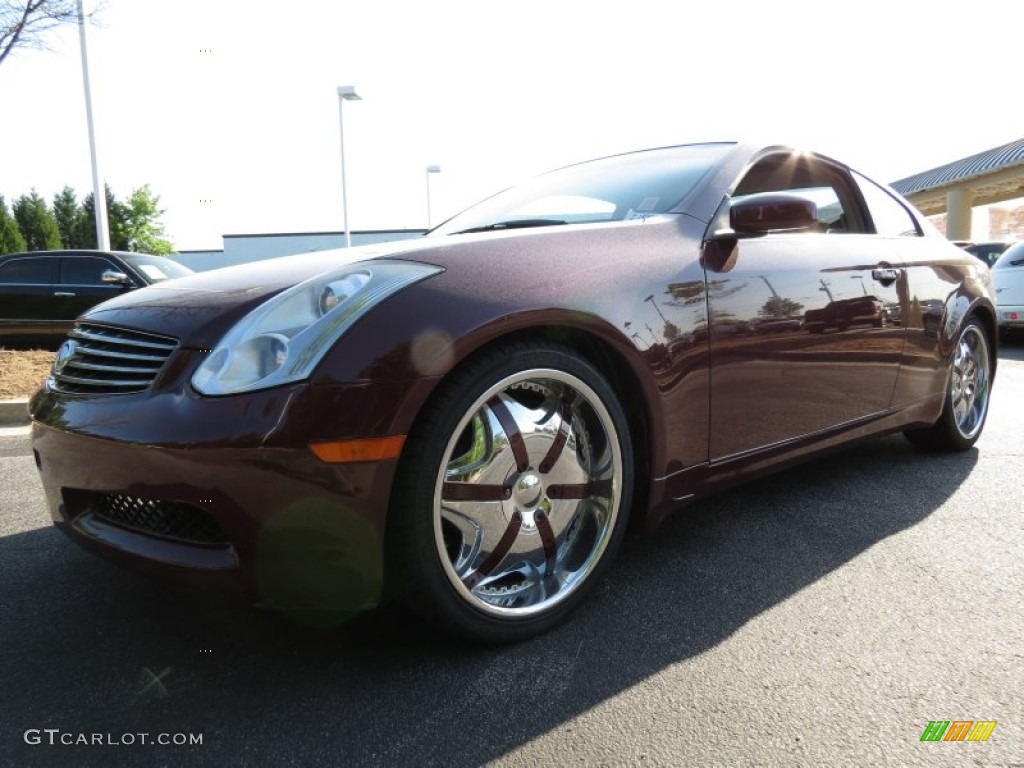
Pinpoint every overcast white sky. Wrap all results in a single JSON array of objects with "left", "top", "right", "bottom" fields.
[{"left": 1, "top": 0, "right": 1021, "bottom": 251}]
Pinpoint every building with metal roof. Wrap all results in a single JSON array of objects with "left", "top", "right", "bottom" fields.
[
  {"left": 174, "top": 228, "right": 427, "bottom": 272},
  {"left": 891, "top": 138, "right": 1024, "bottom": 240}
]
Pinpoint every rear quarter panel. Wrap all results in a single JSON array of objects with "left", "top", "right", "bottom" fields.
[{"left": 890, "top": 236, "right": 997, "bottom": 413}]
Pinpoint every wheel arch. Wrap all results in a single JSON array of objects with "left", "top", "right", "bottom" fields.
[
  {"left": 396, "top": 322, "right": 659, "bottom": 532},
  {"left": 968, "top": 301, "right": 998, "bottom": 378}
]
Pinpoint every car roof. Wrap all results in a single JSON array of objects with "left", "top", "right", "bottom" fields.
[{"left": 0, "top": 250, "right": 138, "bottom": 258}]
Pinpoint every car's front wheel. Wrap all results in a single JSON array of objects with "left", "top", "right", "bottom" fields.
[
  {"left": 905, "top": 317, "right": 993, "bottom": 452},
  {"left": 387, "top": 342, "right": 633, "bottom": 643}
]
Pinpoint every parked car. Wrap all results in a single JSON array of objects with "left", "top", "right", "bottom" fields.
[
  {"left": 964, "top": 241, "right": 1012, "bottom": 268},
  {"left": 29, "top": 143, "right": 998, "bottom": 642},
  {"left": 0, "top": 250, "right": 193, "bottom": 349},
  {"left": 992, "top": 241, "right": 1024, "bottom": 336}
]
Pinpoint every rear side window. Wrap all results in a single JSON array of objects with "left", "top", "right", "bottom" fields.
[
  {"left": 993, "top": 242, "right": 1024, "bottom": 270},
  {"left": 60, "top": 257, "right": 120, "bottom": 285},
  {"left": 852, "top": 172, "right": 921, "bottom": 237},
  {"left": 0, "top": 257, "right": 52, "bottom": 284}
]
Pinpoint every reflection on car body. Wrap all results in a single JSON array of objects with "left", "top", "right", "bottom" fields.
[{"left": 804, "top": 295, "right": 886, "bottom": 333}]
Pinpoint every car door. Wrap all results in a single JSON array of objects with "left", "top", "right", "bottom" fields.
[
  {"left": 705, "top": 152, "right": 906, "bottom": 460},
  {"left": 0, "top": 255, "right": 57, "bottom": 344},
  {"left": 55, "top": 255, "right": 137, "bottom": 335}
]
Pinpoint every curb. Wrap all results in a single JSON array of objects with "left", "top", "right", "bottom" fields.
[{"left": 0, "top": 398, "right": 30, "bottom": 427}]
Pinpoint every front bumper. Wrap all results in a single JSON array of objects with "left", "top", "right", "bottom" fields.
[{"left": 30, "top": 365, "right": 437, "bottom": 616}]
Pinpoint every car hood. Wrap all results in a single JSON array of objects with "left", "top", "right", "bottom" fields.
[
  {"left": 81, "top": 238, "right": 439, "bottom": 347},
  {"left": 80, "top": 217, "right": 685, "bottom": 348}
]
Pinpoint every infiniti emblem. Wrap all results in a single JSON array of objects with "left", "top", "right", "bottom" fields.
[{"left": 53, "top": 339, "right": 78, "bottom": 374}]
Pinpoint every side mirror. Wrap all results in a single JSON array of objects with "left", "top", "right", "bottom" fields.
[
  {"left": 729, "top": 192, "right": 818, "bottom": 235},
  {"left": 101, "top": 270, "right": 132, "bottom": 286}
]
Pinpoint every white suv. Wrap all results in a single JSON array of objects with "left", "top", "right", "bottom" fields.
[{"left": 993, "top": 241, "right": 1024, "bottom": 337}]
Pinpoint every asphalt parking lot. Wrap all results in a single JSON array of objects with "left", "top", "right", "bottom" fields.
[{"left": 1, "top": 341, "right": 1022, "bottom": 767}]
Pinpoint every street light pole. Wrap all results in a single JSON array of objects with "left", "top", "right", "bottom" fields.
[
  {"left": 644, "top": 293, "right": 669, "bottom": 325},
  {"left": 77, "top": 0, "right": 109, "bottom": 251},
  {"left": 337, "top": 85, "right": 362, "bottom": 248},
  {"left": 425, "top": 165, "right": 441, "bottom": 229}
]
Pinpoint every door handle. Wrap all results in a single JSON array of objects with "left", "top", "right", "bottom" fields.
[
  {"left": 871, "top": 268, "right": 901, "bottom": 285},
  {"left": 53, "top": 291, "right": 76, "bottom": 296}
]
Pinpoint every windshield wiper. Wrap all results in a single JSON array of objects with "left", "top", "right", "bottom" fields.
[{"left": 452, "top": 218, "right": 568, "bottom": 235}]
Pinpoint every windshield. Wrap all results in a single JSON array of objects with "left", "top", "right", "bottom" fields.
[
  {"left": 121, "top": 254, "right": 194, "bottom": 282},
  {"left": 430, "top": 143, "right": 733, "bottom": 237}
]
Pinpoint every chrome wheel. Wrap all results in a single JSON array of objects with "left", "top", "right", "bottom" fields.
[
  {"left": 905, "top": 317, "right": 993, "bottom": 453},
  {"left": 433, "top": 369, "right": 622, "bottom": 618},
  {"left": 950, "top": 323, "right": 991, "bottom": 440}
]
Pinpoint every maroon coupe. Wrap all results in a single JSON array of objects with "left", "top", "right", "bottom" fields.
[{"left": 30, "top": 142, "right": 997, "bottom": 642}]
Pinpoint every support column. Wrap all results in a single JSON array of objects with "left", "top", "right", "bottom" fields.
[{"left": 946, "top": 187, "right": 974, "bottom": 241}]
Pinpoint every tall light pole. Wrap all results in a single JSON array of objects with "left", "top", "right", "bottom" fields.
[
  {"left": 425, "top": 165, "right": 441, "bottom": 229},
  {"left": 644, "top": 293, "right": 668, "bottom": 325},
  {"left": 77, "top": 0, "right": 109, "bottom": 251},
  {"left": 337, "top": 85, "right": 362, "bottom": 248}
]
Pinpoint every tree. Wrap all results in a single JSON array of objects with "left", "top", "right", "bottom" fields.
[
  {"left": 759, "top": 296, "right": 804, "bottom": 320},
  {"left": 73, "top": 184, "right": 173, "bottom": 254},
  {"left": 70, "top": 191, "right": 96, "bottom": 248},
  {"left": 51, "top": 185, "right": 79, "bottom": 248},
  {"left": 123, "top": 185, "right": 172, "bottom": 255},
  {"left": 0, "top": 1, "right": 94, "bottom": 68},
  {"left": 0, "top": 195, "right": 28, "bottom": 254},
  {"left": 77, "top": 185, "right": 127, "bottom": 250},
  {"left": 12, "top": 190, "right": 61, "bottom": 251}
]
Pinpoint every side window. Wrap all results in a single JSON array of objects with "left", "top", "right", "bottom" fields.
[
  {"left": 852, "top": 172, "right": 921, "bottom": 237},
  {"left": 60, "top": 258, "right": 120, "bottom": 285},
  {"left": 732, "top": 154, "right": 866, "bottom": 234},
  {"left": 0, "top": 258, "right": 52, "bottom": 284}
]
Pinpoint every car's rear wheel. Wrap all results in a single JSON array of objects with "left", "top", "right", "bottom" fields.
[
  {"left": 905, "top": 317, "right": 992, "bottom": 452},
  {"left": 387, "top": 342, "right": 633, "bottom": 643}
]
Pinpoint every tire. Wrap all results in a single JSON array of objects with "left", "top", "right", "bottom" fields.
[
  {"left": 904, "top": 317, "right": 993, "bottom": 452},
  {"left": 386, "top": 341, "right": 633, "bottom": 643}
]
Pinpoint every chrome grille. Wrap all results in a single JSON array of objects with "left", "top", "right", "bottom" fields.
[
  {"left": 50, "top": 323, "right": 178, "bottom": 394},
  {"left": 91, "top": 494, "right": 228, "bottom": 545}
]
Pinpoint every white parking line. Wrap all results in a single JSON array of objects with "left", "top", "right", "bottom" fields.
[{"left": 0, "top": 425, "right": 30, "bottom": 438}]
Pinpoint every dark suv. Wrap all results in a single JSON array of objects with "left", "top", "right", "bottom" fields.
[
  {"left": 0, "top": 250, "right": 193, "bottom": 348},
  {"left": 964, "top": 241, "right": 1011, "bottom": 268}
]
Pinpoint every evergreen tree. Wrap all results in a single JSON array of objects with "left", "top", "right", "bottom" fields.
[
  {"left": 78, "top": 185, "right": 135, "bottom": 251},
  {"left": 70, "top": 193, "right": 97, "bottom": 249},
  {"left": 51, "top": 186, "right": 80, "bottom": 248},
  {"left": 12, "top": 190, "right": 61, "bottom": 251},
  {"left": 106, "top": 186, "right": 131, "bottom": 251},
  {"left": 0, "top": 195, "right": 28, "bottom": 254}
]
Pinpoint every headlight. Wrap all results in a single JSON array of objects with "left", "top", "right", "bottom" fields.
[{"left": 192, "top": 260, "right": 442, "bottom": 395}]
